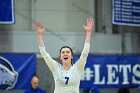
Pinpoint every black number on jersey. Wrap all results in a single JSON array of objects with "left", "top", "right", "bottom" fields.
[{"left": 65, "top": 77, "right": 69, "bottom": 85}]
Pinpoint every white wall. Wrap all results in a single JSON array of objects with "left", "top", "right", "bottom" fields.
[{"left": 34, "top": 0, "right": 95, "bottom": 32}]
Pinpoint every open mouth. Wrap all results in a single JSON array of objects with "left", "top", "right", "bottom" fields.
[{"left": 64, "top": 57, "right": 68, "bottom": 60}]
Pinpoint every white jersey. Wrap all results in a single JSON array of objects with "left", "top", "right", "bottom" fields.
[{"left": 39, "top": 43, "right": 90, "bottom": 93}]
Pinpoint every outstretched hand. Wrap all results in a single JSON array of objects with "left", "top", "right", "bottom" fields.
[
  {"left": 83, "top": 18, "right": 94, "bottom": 32},
  {"left": 35, "top": 22, "right": 45, "bottom": 34}
]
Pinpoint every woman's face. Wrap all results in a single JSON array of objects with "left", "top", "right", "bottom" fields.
[{"left": 60, "top": 48, "right": 73, "bottom": 65}]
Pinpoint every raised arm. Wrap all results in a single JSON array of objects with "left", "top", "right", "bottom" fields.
[
  {"left": 35, "top": 22, "right": 45, "bottom": 47},
  {"left": 35, "top": 22, "right": 58, "bottom": 74},
  {"left": 76, "top": 18, "right": 94, "bottom": 73},
  {"left": 83, "top": 18, "right": 94, "bottom": 43}
]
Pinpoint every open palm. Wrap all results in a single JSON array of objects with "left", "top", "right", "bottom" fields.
[
  {"left": 83, "top": 18, "right": 94, "bottom": 32},
  {"left": 35, "top": 22, "right": 45, "bottom": 34}
]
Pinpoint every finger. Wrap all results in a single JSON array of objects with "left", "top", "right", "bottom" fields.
[
  {"left": 38, "top": 22, "right": 41, "bottom": 27},
  {"left": 35, "top": 22, "right": 39, "bottom": 29},
  {"left": 88, "top": 18, "right": 92, "bottom": 25},
  {"left": 35, "top": 22, "right": 39, "bottom": 31},
  {"left": 91, "top": 19, "right": 94, "bottom": 26},
  {"left": 87, "top": 18, "right": 88, "bottom": 25},
  {"left": 89, "top": 18, "right": 92, "bottom": 25},
  {"left": 89, "top": 18, "right": 93, "bottom": 26},
  {"left": 87, "top": 18, "right": 90, "bottom": 25},
  {"left": 90, "top": 19, "right": 93, "bottom": 25},
  {"left": 38, "top": 22, "right": 43, "bottom": 29},
  {"left": 90, "top": 18, "right": 92, "bottom": 24},
  {"left": 35, "top": 22, "right": 43, "bottom": 30},
  {"left": 36, "top": 22, "right": 40, "bottom": 28},
  {"left": 83, "top": 25, "right": 86, "bottom": 29}
]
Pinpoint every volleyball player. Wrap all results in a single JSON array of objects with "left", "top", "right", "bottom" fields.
[{"left": 35, "top": 18, "right": 94, "bottom": 93}]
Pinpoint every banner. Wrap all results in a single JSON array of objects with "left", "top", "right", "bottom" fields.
[
  {"left": 74, "top": 54, "right": 140, "bottom": 89},
  {"left": 0, "top": 0, "right": 15, "bottom": 24},
  {"left": 112, "top": 0, "right": 140, "bottom": 26},
  {"left": 0, "top": 53, "right": 36, "bottom": 90}
]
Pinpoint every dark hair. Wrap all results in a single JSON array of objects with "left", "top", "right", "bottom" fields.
[{"left": 59, "top": 46, "right": 74, "bottom": 65}]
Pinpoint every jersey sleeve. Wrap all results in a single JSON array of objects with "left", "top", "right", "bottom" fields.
[
  {"left": 75, "top": 43, "right": 90, "bottom": 73},
  {"left": 39, "top": 46, "right": 58, "bottom": 74}
]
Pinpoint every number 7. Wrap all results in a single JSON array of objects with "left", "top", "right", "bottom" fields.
[{"left": 65, "top": 77, "right": 69, "bottom": 85}]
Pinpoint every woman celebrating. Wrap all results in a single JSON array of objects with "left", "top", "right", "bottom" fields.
[{"left": 35, "top": 18, "right": 94, "bottom": 93}]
